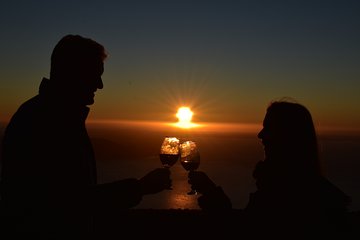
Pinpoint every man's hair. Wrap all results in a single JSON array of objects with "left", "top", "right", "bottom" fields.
[{"left": 50, "top": 34, "right": 107, "bottom": 79}]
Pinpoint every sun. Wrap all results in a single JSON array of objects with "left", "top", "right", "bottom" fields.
[
  {"left": 176, "top": 107, "right": 193, "bottom": 123},
  {"left": 175, "top": 107, "right": 194, "bottom": 129}
]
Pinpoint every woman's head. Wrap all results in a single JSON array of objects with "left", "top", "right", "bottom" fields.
[{"left": 258, "top": 100, "right": 320, "bottom": 174}]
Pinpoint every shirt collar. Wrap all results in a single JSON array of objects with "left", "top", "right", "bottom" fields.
[{"left": 39, "top": 77, "right": 90, "bottom": 122}]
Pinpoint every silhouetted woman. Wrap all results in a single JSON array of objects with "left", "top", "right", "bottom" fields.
[
  {"left": 246, "top": 101, "right": 350, "bottom": 231},
  {"left": 188, "top": 100, "right": 351, "bottom": 234}
]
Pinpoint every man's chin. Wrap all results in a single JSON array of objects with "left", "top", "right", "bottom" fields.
[{"left": 85, "top": 98, "right": 95, "bottom": 105}]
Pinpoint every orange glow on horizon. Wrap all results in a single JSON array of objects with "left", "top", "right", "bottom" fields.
[
  {"left": 86, "top": 119, "right": 360, "bottom": 136},
  {"left": 87, "top": 119, "right": 260, "bottom": 133}
]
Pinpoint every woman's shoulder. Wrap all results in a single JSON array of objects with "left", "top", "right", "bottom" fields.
[{"left": 317, "top": 176, "right": 351, "bottom": 209}]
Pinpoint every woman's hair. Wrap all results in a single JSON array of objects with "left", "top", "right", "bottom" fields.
[{"left": 266, "top": 100, "right": 321, "bottom": 175}]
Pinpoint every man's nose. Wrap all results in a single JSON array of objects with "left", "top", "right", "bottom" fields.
[{"left": 257, "top": 129, "right": 264, "bottom": 139}]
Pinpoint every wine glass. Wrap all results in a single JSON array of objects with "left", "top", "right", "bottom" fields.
[
  {"left": 180, "top": 140, "right": 200, "bottom": 195},
  {"left": 159, "top": 137, "right": 180, "bottom": 189}
]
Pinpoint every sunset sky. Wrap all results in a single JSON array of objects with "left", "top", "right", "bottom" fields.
[{"left": 1, "top": 1, "right": 359, "bottom": 131}]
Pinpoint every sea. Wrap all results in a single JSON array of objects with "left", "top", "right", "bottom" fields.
[{"left": 1, "top": 121, "right": 359, "bottom": 211}]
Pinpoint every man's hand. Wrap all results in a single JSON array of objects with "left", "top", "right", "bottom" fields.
[{"left": 139, "top": 168, "right": 172, "bottom": 195}]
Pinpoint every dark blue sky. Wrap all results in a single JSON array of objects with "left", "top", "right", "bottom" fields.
[{"left": 1, "top": 1, "right": 360, "bottom": 129}]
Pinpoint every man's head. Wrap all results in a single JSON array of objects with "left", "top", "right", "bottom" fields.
[{"left": 50, "top": 35, "right": 107, "bottom": 105}]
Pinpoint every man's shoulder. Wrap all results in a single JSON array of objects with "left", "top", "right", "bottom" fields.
[
  {"left": 16, "top": 95, "right": 43, "bottom": 113},
  {"left": 8, "top": 95, "right": 42, "bottom": 124}
]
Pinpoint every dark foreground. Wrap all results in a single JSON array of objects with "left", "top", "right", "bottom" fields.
[
  {"left": 1, "top": 208, "right": 359, "bottom": 239},
  {"left": 93, "top": 209, "right": 360, "bottom": 239}
]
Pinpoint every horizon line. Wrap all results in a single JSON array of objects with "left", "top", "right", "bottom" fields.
[
  {"left": 1, "top": 119, "right": 359, "bottom": 135},
  {"left": 86, "top": 119, "right": 360, "bottom": 135}
]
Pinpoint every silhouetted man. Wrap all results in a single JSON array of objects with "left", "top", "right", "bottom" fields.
[{"left": 0, "top": 35, "right": 171, "bottom": 237}]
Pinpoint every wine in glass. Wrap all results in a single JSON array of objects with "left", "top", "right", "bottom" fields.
[
  {"left": 180, "top": 140, "right": 200, "bottom": 195},
  {"left": 159, "top": 137, "right": 180, "bottom": 189}
]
